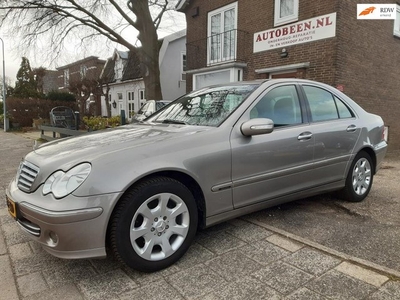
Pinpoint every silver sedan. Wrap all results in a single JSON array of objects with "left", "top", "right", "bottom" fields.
[{"left": 6, "top": 79, "right": 387, "bottom": 272}]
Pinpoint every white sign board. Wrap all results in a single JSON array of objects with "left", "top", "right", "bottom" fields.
[
  {"left": 254, "top": 12, "right": 337, "bottom": 53},
  {"left": 357, "top": 4, "right": 397, "bottom": 19}
]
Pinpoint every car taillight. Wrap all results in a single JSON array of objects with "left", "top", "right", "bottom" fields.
[{"left": 382, "top": 126, "right": 388, "bottom": 142}]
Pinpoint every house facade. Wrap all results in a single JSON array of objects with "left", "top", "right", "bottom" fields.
[
  {"left": 42, "top": 70, "right": 58, "bottom": 94},
  {"left": 100, "top": 30, "right": 187, "bottom": 121},
  {"left": 159, "top": 29, "right": 187, "bottom": 100},
  {"left": 100, "top": 50, "right": 144, "bottom": 119},
  {"left": 177, "top": 0, "right": 400, "bottom": 150},
  {"left": 56, "top": 56, "right": 106, "bottom": 115}
]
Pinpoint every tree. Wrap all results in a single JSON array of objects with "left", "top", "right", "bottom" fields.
[
  {"left": 0, "top": 0, "right": 182, "bottom": 101},
  {"left": 69, "top": 78, "right": 102, "bottom": 116},
  {"left": 13, "top": 57, "right": 40, "bottom": 98},
  {"left": 0, "top": 75, "right": 12, "bottom": 101},
  {"left": 33, "top": 67, "right": 47, "bottom": 94}
]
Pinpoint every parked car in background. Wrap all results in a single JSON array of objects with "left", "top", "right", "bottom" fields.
[
  {"left": 6, "top": 79, "right": 387, "bottom": 272},
  {"left": 131, "top": 100, "right": 171, "bottom": 122}
]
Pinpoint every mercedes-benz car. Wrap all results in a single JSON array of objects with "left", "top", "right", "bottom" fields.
[{"left": 6, "top": 79, "right": 387, "bottom": 272}]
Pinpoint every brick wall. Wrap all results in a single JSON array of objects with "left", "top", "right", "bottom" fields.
[
  {"left": 185, "top": 0, "right": 338, "bottom": 85},
  {"left": 183, "top": 0, "right": 399, "bottom": 150},
  {"left": 335, "top": 0, "right": 400, "bottom": 150},
  {"left": 56, "top": 57, "right": 106, "bottom": 90}
]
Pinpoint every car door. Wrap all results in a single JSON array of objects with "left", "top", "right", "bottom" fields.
[
  {"left": 231, "top": 83, "right": 315, "bottom": 209},
  {"left": 300, "top": 84, "right": 361, "bottom": 185}
]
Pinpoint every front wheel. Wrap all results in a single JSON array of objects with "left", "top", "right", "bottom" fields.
[
  {"left": 339, "top": 151, "right": 374, "bottom": 202},
  {"left": 109, "top": 177, "right": 198, "bottom": 272}
]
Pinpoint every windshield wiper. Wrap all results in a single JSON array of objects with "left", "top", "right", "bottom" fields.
[{"left": 162, "top": 119, "right": 188, "bottom": 125}]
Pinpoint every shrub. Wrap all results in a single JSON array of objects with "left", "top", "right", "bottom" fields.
[
  {"left": 83, "top": 115, "right": 121, "bottom": 131},
  {"left": 46, "top": 91, "right": 76, "bottom": 102}
]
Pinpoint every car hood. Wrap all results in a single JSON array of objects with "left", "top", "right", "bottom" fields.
[{"left": 26, "top": 123, "right": 212, "bottom": 176}]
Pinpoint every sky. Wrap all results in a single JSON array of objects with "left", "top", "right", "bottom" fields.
[{"left": 0, "top": 5, "right": 186, "bottom": 86}]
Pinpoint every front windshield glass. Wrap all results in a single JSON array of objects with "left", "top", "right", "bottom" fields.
[{"left": 147, "top": 84, "right": 259, "bottom": 126}]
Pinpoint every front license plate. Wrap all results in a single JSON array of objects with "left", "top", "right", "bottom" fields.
[{"left": 6, "top": 195, "right": 17, "bottom": 219}]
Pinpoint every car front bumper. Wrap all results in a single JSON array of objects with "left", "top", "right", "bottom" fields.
[{"left": 6, "top": 178, "right": 122, "bottom": 259}]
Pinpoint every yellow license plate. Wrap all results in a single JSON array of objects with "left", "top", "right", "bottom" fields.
[{"left": 6, "top": 195, "right": 17, "bottom": 219}]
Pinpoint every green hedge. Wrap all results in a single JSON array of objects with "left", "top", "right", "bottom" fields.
[{"left": 82, "top": 116, "right": 121, "bottom": 131}]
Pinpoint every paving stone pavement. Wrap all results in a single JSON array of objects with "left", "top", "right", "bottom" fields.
[{"left": 1, "top": 130, "right": 399, "bottom": 300}]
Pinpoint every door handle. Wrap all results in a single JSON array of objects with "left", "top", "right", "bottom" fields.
[
  {"left": 298, "top": 132, "right": 313, "bottom": 141},
  {"left": 347, "top": 125, "right": 357, "bottom": 132}
]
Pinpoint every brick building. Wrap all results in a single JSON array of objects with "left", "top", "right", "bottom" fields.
[
  {"left": 56, "top": 56, "right": 106, "bottom": 115},
  {"left": 42, "top": 70, "right": 58, "bottom": 94},
  {"left": 177, "top": 0, "right": 400, "bottom": 150}
]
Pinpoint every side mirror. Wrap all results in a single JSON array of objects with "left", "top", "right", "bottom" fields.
[{"left": 241, "top": 118, "right": 274, "bottom": 136}]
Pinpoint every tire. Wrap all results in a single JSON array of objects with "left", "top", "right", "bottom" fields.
[
  {"left": 339, "top": 151, "right": 374, "bottom": 202},
  {"left": 109, "top": 176, "right": 198, "bottom": 272}
]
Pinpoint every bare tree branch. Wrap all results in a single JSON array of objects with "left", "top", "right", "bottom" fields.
[{"left": 0, "top": 0, "right": 182, "bottom": 100}]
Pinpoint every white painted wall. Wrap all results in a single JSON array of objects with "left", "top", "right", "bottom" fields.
[
  {"left": 102, "top": 79, "right": 145, "bottom": 121},
  {"left": 159, "top": 32, "right": 187, "bottom": 100}
]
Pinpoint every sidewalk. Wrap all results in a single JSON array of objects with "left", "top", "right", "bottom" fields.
[{"left": 1, "top": 130, "right": 399, "bottom": 300}]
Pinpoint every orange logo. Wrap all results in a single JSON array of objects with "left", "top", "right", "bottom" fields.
[{"left": 359, "top": 6, "right": 376, "bottom": 16}]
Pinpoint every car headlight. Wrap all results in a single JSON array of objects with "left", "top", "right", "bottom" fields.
[{"left": 43, "top": 163, "right": 92, "bottom": 198}]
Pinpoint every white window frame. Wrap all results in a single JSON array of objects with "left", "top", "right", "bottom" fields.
[
  {"left": 207, "top": 2, "right": 238, "bottom": 65},
  {"left": 394, "top": 4, "right": 400, "bottom": 37},
  {"left": 127, "top": 91, "right": 135, "bottom": 117},
  {"left": 115, "top": 60, "right": 123, "bottom": 80},
  {"left": 63, "top": 69, "right": 69, "bottom": 87},
  {"left": 181, "top": 51, "right": 187, "bottom": 81},
  {"left": 193, "top": 67, "right": 243, "bottom": 90},
  {"left": 274, "top": 0, "right": 299, "bottom": 27},
  {"left": 80, "top": 65, "right": 87, "bottom": 79},
  {"left": 127, "top": 91, "right": 134, "bottom": 101},
  {"left": 139, "top": 89, "right": 146, "bottom": 107}
]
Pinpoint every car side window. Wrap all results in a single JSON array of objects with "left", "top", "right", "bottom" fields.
[
  {"left": 250, "top": 85, "right": 302, "bottom": 127},
  {"left": 303, "top": 86, "right": 354, "bottom": 121},
  {"left": 303, "top": 86, "right": 339, "bottom": 122},
  {"left": 335, "top": 96, "right": 354, "bottom": 118}
]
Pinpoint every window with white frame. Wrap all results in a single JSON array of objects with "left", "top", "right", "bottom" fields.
[
  {"left": 139, "top": 89, "right": 146, "bottom": 107},
  {"left": 394, "top": 4, "right": 400, "bottom": 37},
  {"left": 208, "top": 2, "right": 238, "bottom": 64},
  {"left": 181, "top": 52, "right": 187, "bottom": 81},
  {"left": 64, "top": 69, "right": 69, "bottom": 87},
  {"left": 115, "top": 60, "right": 124, "bottom": 80},
  {"left": 193, "top": 67, "right": 243, "bottom": 90},
  {"left": 274, "top": 0, "right": 299, "bottom": 27},
  {"left": 80, "top": 65, "right": 87, "bottom": 79},
  {"left": 127, "top": 91, "right": 135, "bottom": 117},
  {"left": 127, "top": 91, "right": 134, "bottom": 101}
]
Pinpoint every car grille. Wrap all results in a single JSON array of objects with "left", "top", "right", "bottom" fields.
[
  {"left": 17, "top": 161, "right": 40, "bottom": 192},
  {"left": 17, "top": 218, "right": 41, "bottom": 236}
]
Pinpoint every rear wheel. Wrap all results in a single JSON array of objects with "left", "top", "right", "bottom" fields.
[
  {"left": 340, "top": 151, "right": 374, "bottom": 202},
  {"left": 109, "top": 177, "right": 198, "bottom": 272}
]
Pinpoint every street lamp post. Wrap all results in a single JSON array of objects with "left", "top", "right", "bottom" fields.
[{"left": 0, "top": 37, "right": 7, "bottom": 131}]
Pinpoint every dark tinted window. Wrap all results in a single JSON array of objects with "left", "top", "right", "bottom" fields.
[
  {"left": 250, "top": 85, "right": 302, "bottom": 127},
  {"left": 335, "top": 96, "right": 353, "bottom": 118},
  {"left": 304, "top": 86, "right": 354, "bottom": 121}
]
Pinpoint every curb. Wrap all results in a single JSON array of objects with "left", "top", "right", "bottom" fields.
[{"left": 244, "top": 217, "right": 400, "bottom": 279}]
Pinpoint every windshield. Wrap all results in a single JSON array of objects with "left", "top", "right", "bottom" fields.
[
  {"left": 147, "top": 84, "right": 259, "bottom": 126},
  {"left": 138, "top": 102, "right": 154, "bottom": 115}
]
